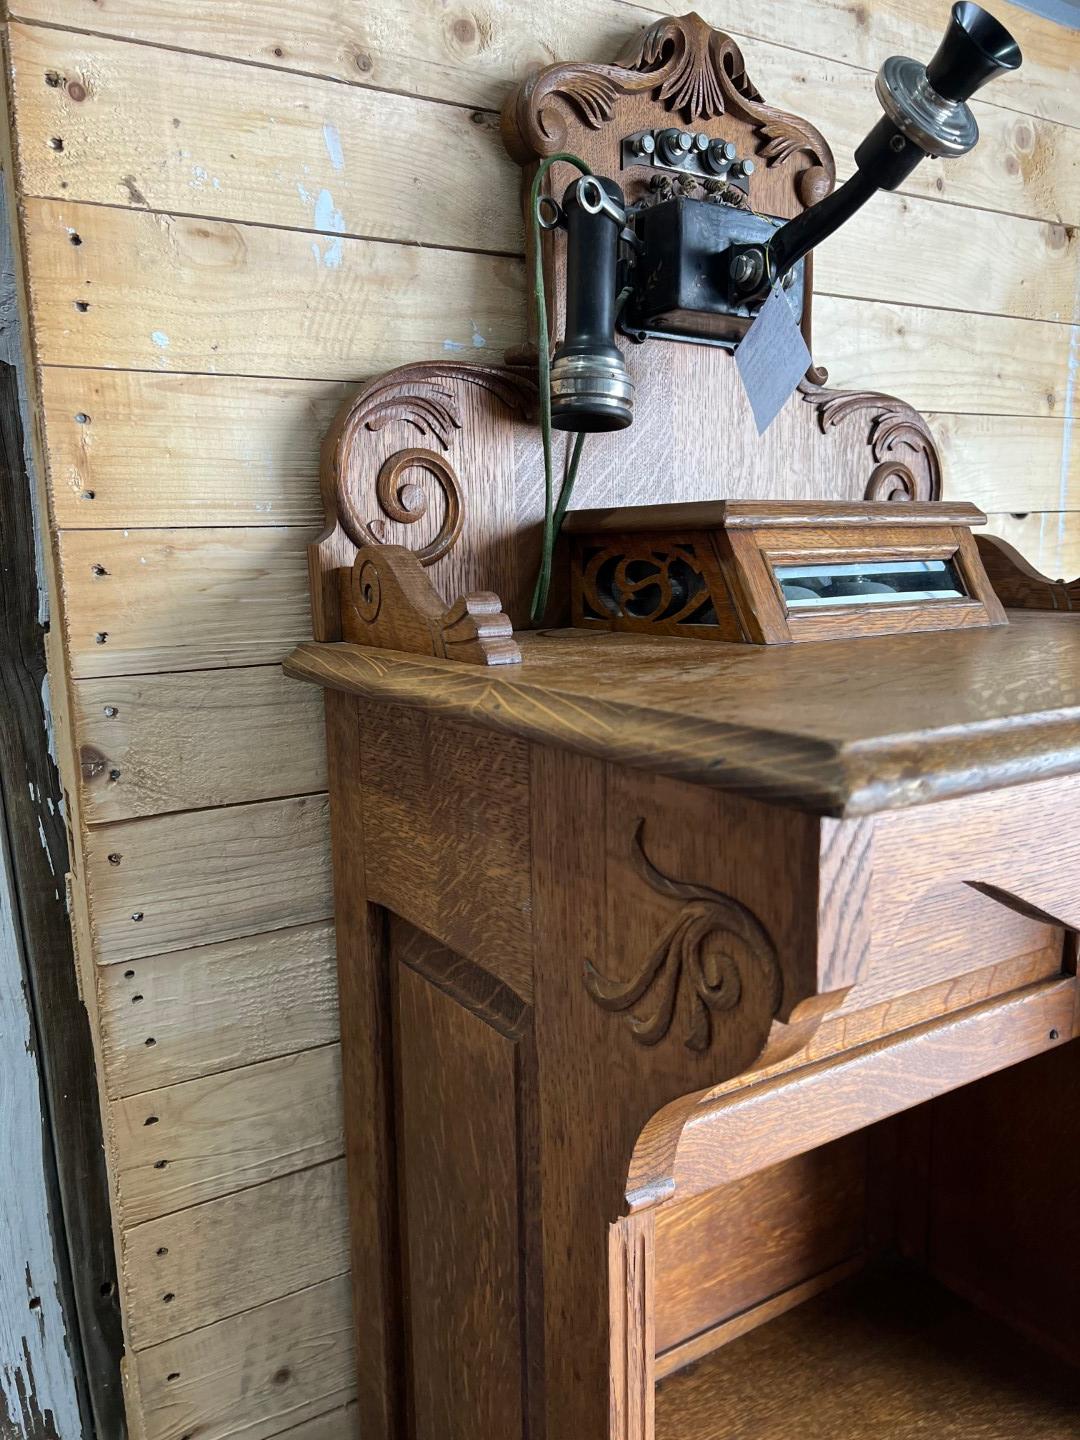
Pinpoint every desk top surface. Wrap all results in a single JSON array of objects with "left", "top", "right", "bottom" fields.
[{"left": 286, "top": 612, "right": 1080, "bottom": 817}]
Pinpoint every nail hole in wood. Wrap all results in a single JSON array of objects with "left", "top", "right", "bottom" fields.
[
  {"left": 108, "top": 853, "right": 122, "bottom": 865},
  {"left": 131, "top": 993, "right": 144, "bottom": 1003},
  {"left": 156, "top": 1246, "right": 168, "bottom": 1256},
  {"left": 103, "top": 705, "right": 118, "bottom": 717},
  {"left": 1050, "top": 1029, "right": 1060, "bottom": 1041},
  {"left": 99, "top": 1280, "right": 114, "bottom": 1298},
  {"left": 162, "top": 1292, "right": 175, "bottom": 1304},
  {"left": 69, "top": 231, "right": 82, "bottom": 245},
  {"left": 28, "top": 1296, "right": 41, "bottom": 1311},
  {"left": 144, "top": 1037, "right": 156, "bottom": 1047},
  {"left": 144, "top": 1114, "right": 158, "bottom": 1125},
  {"left": 81, "top": 490, "right": 95, "bottom": 500},
  {"left": 75, "top": 300, "right": 90, "bottom": 312},
  {"left": 131, "top": 911, "right": 143, "bottom": 921},
  {"left": 95, "top": 632, "right": 108, "bottom": 645},
  {"left": 45, "top": 71, "right": 61, "bottom": 87},
  {"left": 108, "top": 768, "right": 121, "bottom": 781},
  {"left": 49, "top": 136, "right": 64, "bottom": 151},
  {"left": 154, "top": 1159, "right": 168, "bottom": 1169},
  {"left": 167, "top": 1373, "right": 180, "bottom": 1383},
  {"left": 91, "top": 563, "right": 107, "bottom": 576},
  {"left": 124, "top": 969, "right": 135, "bottom": 978},
  {"left": 75, "top": 412, "right": 90, "bottom": 423}
]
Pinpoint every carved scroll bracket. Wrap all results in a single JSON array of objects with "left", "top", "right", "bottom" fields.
[
  {"left": 343, "top": 544, "right": 521, "bottom": 666},
  {"left": 310, "top": 363, "right": 537, "bottom": 644}
]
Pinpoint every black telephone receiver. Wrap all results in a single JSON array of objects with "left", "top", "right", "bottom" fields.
[{"left": 546, "top": 2, "right": 1021, "bottom": 434}]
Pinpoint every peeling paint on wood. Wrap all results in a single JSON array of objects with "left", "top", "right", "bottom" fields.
[{"left": 0, "top": 808, "right": 82, "bottom": 1440}]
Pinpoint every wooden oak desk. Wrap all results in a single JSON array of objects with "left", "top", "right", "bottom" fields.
[
  {"left": 287, "top": 14, "right": 1080, "bottom": 1434},
  {"left": 287, "top": 612, "right": 1080, "bottom": 1440}
]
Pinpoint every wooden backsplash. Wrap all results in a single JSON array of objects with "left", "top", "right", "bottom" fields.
[{"left": 1, "top": 0, "right": 1077, "bottom": 1436}]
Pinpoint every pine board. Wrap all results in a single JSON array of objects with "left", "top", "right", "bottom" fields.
[
  {"left": 10, "top": 0, "right": 1073, "bottom": 126},
  {"left": 74, "top": 665, "right": 327, "bottom": 823},
  {"left": 23, "top": 198, "right": 523, "bottom": 380},
  {"left": 39, "top": 368, "right": 1080, "bottom": 531},
  {"left": 10, "top": 23, "right": 1080, "bottom": 264},
  {"left": 42, "top": 368, "right": 345, "bottom": 529},
  {"left": 122, "top": 1158, "right": 349, "bottom": 1349},
  {"left": 273, "top": 1408, "right": 358, "bottom": 1440},
  {"left": 58, "top": 527, "right": 316, "bottom": 678},
  {"left": 97, "top": 921, "right": 339, "bottom": 1099},
  {"left": 983, "top": 511, "right": 1080, "bottom": 578},
  {"left": 931, "top": 412, "right": 1079, "bottom": 513},
  {"left": 23, "top": 196, "right": 1077, "bottom": 414},
  {"left": 84, "top": 794, "right": 332, "bottom": 963},
  {"left": 111, "top": 1044, "right": 343, "bottom": 1225},
  {"left": 9, "top": 24, "right": 520, "bottom": 252},
  {"left": 133, "top": 1274, "right": 355, "bottom": 1440}
]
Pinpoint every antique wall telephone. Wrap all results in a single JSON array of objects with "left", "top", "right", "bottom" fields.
[
  {"left": 542, "top": 2, "right": 1021, "bottom": 435},
  {"left": 306, "top": 3, "right": 1064, "bottom": 674}
]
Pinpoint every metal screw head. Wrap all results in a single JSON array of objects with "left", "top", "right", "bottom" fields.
[
  {"left": 736, "top": 158, "right": 756, "bottom": 177},
  {"left": 632, "top": 133, "right": 656, "bottom": 157},
  {"left": 890, "top": 133, "right": 906, "bottom": 153},
  {"left": 675, "top": 131, "right": 692, "bottom": 153},
  {"left": 731, "top": 253, "right": 757, "bottom": 286},
  {"left": 692, "top": 132, "right": 710, "bottom": 152},
  {"left": 103, "top": 705, "right": 118, "bottom": 717}
]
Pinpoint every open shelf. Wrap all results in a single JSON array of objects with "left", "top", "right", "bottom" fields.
[{"left": 655, "top": 1264, "right": 1080, "bottom": 1439}]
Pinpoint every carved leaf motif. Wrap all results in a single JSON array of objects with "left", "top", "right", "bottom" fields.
[
  {"left": 757, "top": 122, "right": 820, "bottom": 167},
  {"left": 548, "top": 69, "right": 622, "bottom": 131},
  {"left": 621, "top": 15, "right": 762, "bottom": 118},
  {"left": 801, "top": 383, "right": 942, "bottom": 502},
  {"left": 585, "top": 820, "right": 782, "bottom": 1054}
]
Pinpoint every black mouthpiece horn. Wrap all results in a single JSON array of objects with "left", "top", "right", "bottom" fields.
[{"left": 926, "top": 1, "right": 1022, "bottom": 102}]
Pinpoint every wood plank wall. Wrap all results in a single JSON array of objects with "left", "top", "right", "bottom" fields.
[{"left": 1, "top": 0, "right": 1078, "bottom": 1437}]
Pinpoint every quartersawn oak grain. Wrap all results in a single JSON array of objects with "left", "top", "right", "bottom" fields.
[
  {"left": 286, "top": 613, "right": 1080, "bottom": 817},
  {"left": 654, "top": 1264, "right": 1080, "bottom": 1439}
]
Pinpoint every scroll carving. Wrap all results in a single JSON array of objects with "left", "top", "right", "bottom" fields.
[
  {"left": 585, "top": 820, "right": 782, "bottom": 1053},
  {"left": 328, "top": 364, "right": 535, "bottom": 569},
  {"left": 311, "top": 362, "right": 537, "bottom": 643},
  {"left": 503, "top": 12, "right": 834, "bottom": 206},
  {"left": 345, "top": 544, "right": 521, "bottom": 666},
  {"left": 800, "top": 382, "right": 943, "bottom": 502}
]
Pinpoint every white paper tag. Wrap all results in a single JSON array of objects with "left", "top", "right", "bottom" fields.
[{"left": 734, "top": 283, "right": 812, "bottom": 436}]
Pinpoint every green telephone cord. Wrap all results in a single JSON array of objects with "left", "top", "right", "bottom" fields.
[{"left": 529, "top": 152, "right": 592, "bottom": 625}]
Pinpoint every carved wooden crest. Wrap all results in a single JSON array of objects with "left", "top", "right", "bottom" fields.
[
  {"left": 502, "top": 12, "right": 834, "bottom": 210},
  {"left": 308, "top": 12, "right": 943, "bottom": 651}
]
